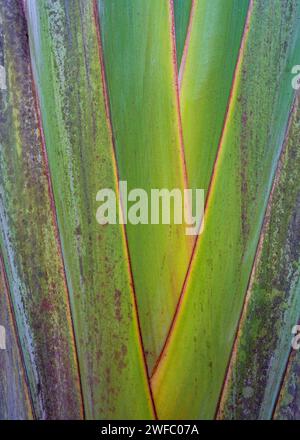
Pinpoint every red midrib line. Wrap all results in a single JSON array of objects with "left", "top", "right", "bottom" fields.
[
  {"left": 92, "top": 0, "right": 158, "bottom": 419},
  {"left": 151, "top": 0, "right": 254, "bottom": 381},
  {"left": 178, "top": 0, "right": 196, "bottom": 90},
  {"left": 169, "top": 0, "right": 190, "bottom": 191},
  {"left": 26, "top": 7, "right": 86, "bottom": 419},
  {"left": 215, "top": 94, "right": 298, "bottom": 419}
]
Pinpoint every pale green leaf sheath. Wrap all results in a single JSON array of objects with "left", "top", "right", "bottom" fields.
[
  {"left": 152, "top": 0, "right": 300, "bottom": 419},
  {"left": 0, "top": 255, "right": 33, "bottom": 420},
  {"left": 26, "top": 0, "right": 154, "bottom": 419},
  {"left": 219, "top": 94, "right": 300, "bottom": 420},
  {"left": 180, "top": 0, "right": 249, "bottom": 194},
  {"left": 98, "top": 0, "right": 192, "bottom": 372},
  {"left": 173, "top": 0, "right": 193, "bottom": 67},
  {"left": 0, "top": 0, "right": 83, "bottom": 419}
]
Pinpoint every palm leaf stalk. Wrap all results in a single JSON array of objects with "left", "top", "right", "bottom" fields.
[{"left": 218, "top": 93, "right": 300, "bottom": 420}]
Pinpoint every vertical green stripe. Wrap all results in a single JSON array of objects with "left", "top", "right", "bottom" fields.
[
  {"left": 27, "top": 0, "right": 154, "bottom": 419},
  {"left": 98, "top": 0, "right": 192, "bottom": 372}
]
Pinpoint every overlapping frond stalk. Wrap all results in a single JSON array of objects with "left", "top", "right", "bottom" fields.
[
  {"left": 152, "top": 0, "right": 300, "bottom": 419},
  {"left": 218, "top": 93, "right": 300, "bottom": 419},
  {"left": 1, "top": 0, "right": 300, "bottom": 421},
  {"left": 179, "top": 0, "right": 250, "bottom": 195},
  {"left": 0, "top": 0, "right": 83, "bottom": 419},
  {"left": 25, "top": 0, "right": 154, "bottom": 419},
  {"left": 274, "top": 345, "right": 300, "bottom": 419},
  {"left": 0, "top": 254, "right": 33, "bottom": 419},
  {"left": 98, "top": 0, "right": 192, "bottom": 372}
]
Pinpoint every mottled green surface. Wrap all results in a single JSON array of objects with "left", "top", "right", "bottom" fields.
[
  {"left": 1, "top": 0, "right": 300, "bottom": 421},
  {"left": 0, "top": 255, "right": 33, "bottom": 420},
  {"left": 275, "top": 349, "right": 300, "bottom": 419},
  {"left": 98, "top": 0, "right": 192, "bottom": 372},
  {"left": 27, "top": 0, "right": 154, "bottom": 419},
  {"left": 152, "top": 0, "right": 300, "bottom": 419},
  {"left": 220, "top": 95, "right": 300, "bottom": 420},
  {"left": 0, "top": 0, "right": 82, "bottom": 419},
  {"left": 180, "top": 0, "right": 249, "bottom": 194},
  {"left": 173, "top": 0, "right": 193, "bottom": 67}
]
